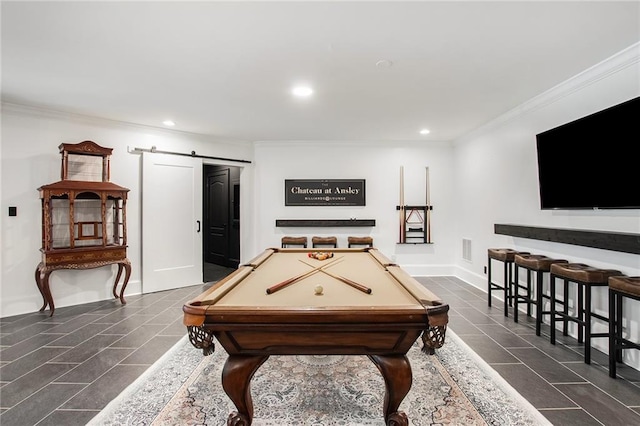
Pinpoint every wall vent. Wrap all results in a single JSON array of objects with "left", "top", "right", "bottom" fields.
[{"left": 462, "top": 238, "right": 472, "bottom": 262}]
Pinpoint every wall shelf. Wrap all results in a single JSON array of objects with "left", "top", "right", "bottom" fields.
[
  {"left": 494, "top": 224, "right": 640, "bottom": 255},
  {"left": 276, "top": 219, "right": 375, "bottom": 227}
]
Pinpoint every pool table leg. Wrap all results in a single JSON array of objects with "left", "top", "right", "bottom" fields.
[
  {"left": 222, "top": 354, "right": 269, "bottom": 426},
  {"left": 368, "top": 354, "right": 411, "bottom": 426}
]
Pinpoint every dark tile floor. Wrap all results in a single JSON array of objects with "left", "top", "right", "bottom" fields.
[
  {"left": 1, "top": 270, "right": 639, "bottom": 425},
  {"left": 420, "top": 276, "right": 640, "bottom": 426}
]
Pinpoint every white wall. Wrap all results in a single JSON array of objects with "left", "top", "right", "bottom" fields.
[
  {"left": 0, "top": 105, "right": 254, "bottom": 317},
  {"left": 251, "top": 141, "right": 456, "bottom": 274},
  {"left": 452, "top": 44, "right": 640, "bottom": 369}
]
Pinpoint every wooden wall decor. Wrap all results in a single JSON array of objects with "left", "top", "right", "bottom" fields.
[
  {"left": 284, "top": 179, "right": 366, "bottom": 206},
  {"left": 36, "top": 141, "right": 131, "bottom": 316}
]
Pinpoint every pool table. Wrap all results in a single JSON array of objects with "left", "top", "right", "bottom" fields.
[{"left": 183, "top": 247, "right": 448, "bottom": 426}]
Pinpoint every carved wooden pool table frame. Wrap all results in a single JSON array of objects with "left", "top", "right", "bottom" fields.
[{"left": 183, "top": 247, "right": 448, "bottom": 426}]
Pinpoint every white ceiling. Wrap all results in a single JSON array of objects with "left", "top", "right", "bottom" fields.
[{"left": 2, "top": 1, "right": 639, "bottom": 143}]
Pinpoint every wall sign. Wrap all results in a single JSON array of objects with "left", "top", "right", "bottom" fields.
[{"left": 285, "top": 179, "right": 366, "bottom": 206}]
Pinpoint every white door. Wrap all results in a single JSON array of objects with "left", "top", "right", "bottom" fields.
[{"left": 142, "top": 152, "right": 203, "bottom": 293}]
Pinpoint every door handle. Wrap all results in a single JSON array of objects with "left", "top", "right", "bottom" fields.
[{"left": 196, "top": 220, "right": 201, "bottom": 232}]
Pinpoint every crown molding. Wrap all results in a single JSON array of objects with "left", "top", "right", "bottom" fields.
[
  {"left": 455, "top": 42, "right": 640, "bottom": 145},
  {"left": 0, "top": 101, "right": 251, "bottom": 146}
]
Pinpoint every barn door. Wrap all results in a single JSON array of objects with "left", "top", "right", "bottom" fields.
[{"left": 142, "top": 152, "right": 203, "bottom": 292}]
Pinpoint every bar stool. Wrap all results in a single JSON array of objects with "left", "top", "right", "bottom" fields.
[
  {"left": 549, "top": 263, "right": 622, "bottom": 364},
  {"left": 608, "top": 276, "right": 640, "bottom": 378},
  {"left": 487, "top": 248, "right": 530, "bottom": 316},
  {"left": 513, "top": 254, "right": 568, "bottom": 335},
  {"left": 281, "top": 236, "right": 307, "bottom": 248},
  {"left": 312, "top": 236, "right": 337, "bottom": 248},
  {"left": 348, "top": 236, "right": 373, "bottom": 248}
]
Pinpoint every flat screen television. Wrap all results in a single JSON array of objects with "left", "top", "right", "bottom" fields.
[{"left": 535, "top": 96, "right": 640, "bottom": 210}]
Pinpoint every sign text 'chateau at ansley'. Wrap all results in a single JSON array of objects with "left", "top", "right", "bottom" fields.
[{"left": 285, "top": 179, "right": 366, "bottom": 206}]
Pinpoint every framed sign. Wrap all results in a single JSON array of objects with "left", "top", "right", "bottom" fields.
[{"left": 285, "top": 179, "right": 366, "bottom": 206}]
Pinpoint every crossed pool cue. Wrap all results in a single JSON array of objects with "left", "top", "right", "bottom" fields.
[
  {"left": 265, "top": 255, "right": 372, "bottom": 295},
  {"left": 266, "top": 256, "right": 344, "bottom": 294},
  {"left": 299, "top": 259, "right": 372, "bottom": 294}
]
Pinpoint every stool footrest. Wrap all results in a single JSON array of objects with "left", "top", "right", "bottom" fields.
[
  {"left": 591, "top": 312, "right": 609, "bottom": 323},
  {"left": 617, "top": 339, "right": 640, "bottom": 350}
]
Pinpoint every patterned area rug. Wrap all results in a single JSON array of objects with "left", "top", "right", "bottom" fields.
[{"left": 90, "top": 331, "right": 551, "bottom": 426}]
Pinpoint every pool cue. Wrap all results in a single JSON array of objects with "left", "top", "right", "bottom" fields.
[
  {"left": 426, "top": 166, "right": 431, "bottom": 243},
  {"left": 399, "top": 166, "right": 405, "bottom": 243},
  {"left": 299, "top": 259, "right": 372, "bottom": 294},
  {"left": 266, "top": 256, "right": 343, "bottom": 294}
]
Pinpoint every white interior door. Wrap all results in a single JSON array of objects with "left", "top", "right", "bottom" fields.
[{"left": 142, "top": 152, "right": 203, "bottom": 293}]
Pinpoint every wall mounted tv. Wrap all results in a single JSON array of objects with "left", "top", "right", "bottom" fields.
[{"left": 535, "top": 96, "right": 640, "bottom": 210}]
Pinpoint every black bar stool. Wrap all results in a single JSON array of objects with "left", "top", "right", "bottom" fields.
[
  {"left": 608, "top": 276, "right": 640, "bottom": 378},
  {"left": 312, "top": 236, "right": 337, "bottom": 248},
  {"left": 550, "top": 263, "right": 621, "bottom": 364},
  {"left": 281, "top": 236, "right": 307, "bottom": 248},
  {"left": 487, "top": 248, "right": 530, "bottom": 316},
  {"left": 513, "top": 254, "right": 568, "bottom": 335},
  {"left": 348, "top": 236, "right": 373, "bottom": 248}
]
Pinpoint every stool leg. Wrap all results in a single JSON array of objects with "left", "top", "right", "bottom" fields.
[
  {"left": 514, "top": 265, "right": 520, "bottom": 323},
  {"left": 536, "top": 270, "right": 544, "bottom": 336},
  {"left": 584, "top": 285, "right": 591, "bottom": 364},
  {"left": 550, "top": 274, "right": 556, "bottom": 345},
  {"left": 487, "top": 255, "right": 493, "bottom": 307},
  {"left": 508, "top": 261, "right": 514, "bottom": 307},
  {"left": 616, "top": 294, "right": 623, "bottom": 363},
  {"left": 563, "top": 279, "right": 569, "bottom": 336},
  {"left": 577, "top": 284, "right": 584, "bottom": 344},
  {"left": 526, "top": 269, "right": 533, "bottom": 317},
  {"left": 503, "top": 260, "right": 509, "bottom": 317},
  {"left": 609, "top": 288, "right": 617, "bottom": 378}
]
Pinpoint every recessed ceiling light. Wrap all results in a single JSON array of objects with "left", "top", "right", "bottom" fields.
[
  {"left": 292, "top": 86, "right": 313, "bottom": 98},
  {"left": 419, "top": 129, "right": 430, "bottom": 135},
  {"left": 163, "top": 120, "right": 175, "bottom": 127}
]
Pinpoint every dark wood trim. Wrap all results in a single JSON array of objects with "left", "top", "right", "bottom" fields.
[
  {"left": 276, "top": 219, "right": 376, "bottom": 227},
  {"left": 494, "top": 224, "right": 640, "bottom": 255}
]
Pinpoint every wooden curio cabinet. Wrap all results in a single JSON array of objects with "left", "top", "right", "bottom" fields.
[{"left": 36, "top": 141, "right": 131, "bottom": 315}]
